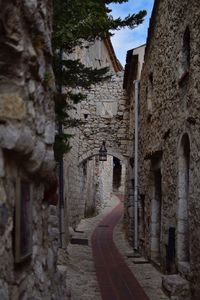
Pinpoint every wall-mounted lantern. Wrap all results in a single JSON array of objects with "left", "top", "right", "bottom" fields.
[{"left": 99, "top": 141, "right": 107, "bottom": 161}]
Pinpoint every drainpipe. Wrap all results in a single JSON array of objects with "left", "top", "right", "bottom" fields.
[
  {"left": 59, "top": 151, "right": 65, "bottom": 248},
  {"left": 133, "top": 80, "right": 140, "bottom": 250},
  {"left": 58, "top": 47, "right": 65, "bottom": 248}
]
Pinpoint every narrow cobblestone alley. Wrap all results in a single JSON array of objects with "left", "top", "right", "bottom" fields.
[
  {"left": 92, "top": 194, "right": 149, "bottom": 300},
  {"left": 67, "top": 194, "right": 169, "bottom": 300},
  {"left": 1, "top": 1, "right": 200, "bottom": 299}
]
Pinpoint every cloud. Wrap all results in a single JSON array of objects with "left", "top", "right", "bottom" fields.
[{"left": 109, "top": 0, "right": 154, "bottom": 66}]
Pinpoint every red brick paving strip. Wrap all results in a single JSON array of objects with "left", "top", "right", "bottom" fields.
[{"left": 91, "top": 194, "right": 150, "bottom": 300}]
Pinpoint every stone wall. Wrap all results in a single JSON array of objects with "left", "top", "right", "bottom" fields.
[
  {"left": 123, "top": 45, "right": 146, "bottom": 245},
  {"left": 74, "top": 39, "right": 116, "bottom": 72},
  {"left": 79, "top": 71, "right": 129, "bottom": 162},
  {"left": 78, "top": 70, "right": 129, "bottom": 219},
  {"left": 64, "top": 40, "right": 129, "bottom": 229},
  {"left": 63, "top": 114, "right": 83, "bottom": 229},
  {"left": 0, "top": 1, "right": 69, "bottom": 299},
  {"left": 82, "top": 157, "right": 97, "bottom": 217},
  {"left": 123, "top": 86, "right": 134, "bottom": 244},
  {"left": 138, "top": 0, "right": 200, "bottom": 298},
  {"left": 97, "top": 156, "right": 113, "bottom": 209}
]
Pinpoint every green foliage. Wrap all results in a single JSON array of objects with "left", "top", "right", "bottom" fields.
[
  {"left": 54, "top": 132, "right": 73, "bottom": 162},
  {"left": 54, "top": 57, "right": 111, "bottom": 90},
  {"left": 53, "top": 0, "right": 147, "bottom": 161},
  {"left": 53, "top": 0, "right": 146, "bottom": 51},
  {"left": 54, "top": 92, "right": 83, "bottom": 128},
  {"left": 44, "top": 70, "right": 54, "bottom": 88}
]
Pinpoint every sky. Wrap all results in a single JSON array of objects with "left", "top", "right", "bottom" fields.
[{"left": 109, "top": 0, "right": 154, "bottom": 67}]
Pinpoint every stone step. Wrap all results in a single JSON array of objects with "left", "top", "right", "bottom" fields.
[
  {"left": 162, "top": 274, "right": 191, "bottom": 300},
  {"left": 132, "top": 257, "right": 150, "bottom": 264}
]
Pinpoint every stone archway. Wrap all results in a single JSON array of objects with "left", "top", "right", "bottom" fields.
[
  {"left": 78, "top": 148, "right": 128, "bottom": 216},
  {"left": 65, "top": 72, "right": 129, "bottom": 228},
  {"left": 79, "top": 147, "right": 128, "bottom": 166},
  {"left": 79, "top": 72, "right": 129, "bottom": 165},
  {"left": 177, "top": 133, "right": 190, "bottom": 268}
]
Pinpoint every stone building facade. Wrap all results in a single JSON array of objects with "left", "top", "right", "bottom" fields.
[
  {"left": 123, "top": 44, "right": 146, "bottom": 244},
  {"left": 128, "top": 0, "right": 200, "bottom": 299},
  {"left": 0, "top": 1, "right": 69, "bottom": 299},
  {"left": 63, "top": 38, "right": 130, "bottom": 230}
]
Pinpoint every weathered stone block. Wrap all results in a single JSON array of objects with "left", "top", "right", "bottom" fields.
[
  {"left": 27, "top": 101, "right": 36, "bottom": 118},
  {"left": 10, "top": 286, "right": 19, "bottom": 300},
  {"left": 0, "top": 288, "right": 9, "bottom": 300},
  {"left": 0, "top": 123, "right": 21, "bottom": 149},
  {"left": 40, "top": 149, "right": 55, "bottom": 174},
  {"left": 178, "top": 261, "right": 190, "bottom": 278},
  {"left": 47, "top": 248, "right": 55, "bottom": 271},
  {"left": 0, "top": 280, "right": 9, "bottom": 300},
  {"left": 25, "top": 140, "right": 46, "bottom": 172},
  {"left": 0, "top": 94, "right": 26, "bottom": 120},
  {"left": 35, "top": 114, "right": 45, "bottom": 134},
  {"left": 162, "top": 274, "right": 191, "bottom": 300},
  {"left": 15, "top": 126, "right": 35, "bottom": 154},
  {"left": 35, "top": 261, "right": 44, "bottom": 283},
  {"left": 0, "top": 149, "right": 5, "bottom": 177},
  {"left": 44, "top": 121, "right": 55, "bottom": 144}
]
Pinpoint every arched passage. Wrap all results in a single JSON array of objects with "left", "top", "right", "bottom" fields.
[
  {"left": 78, "top": 149, "right": 127, "bottom": 217},
  {"left": 177, "top": 133, "right": 190, "bottom": 266},
  {"left": 79, "top": 147, "right": 128, "bottom": 166}
]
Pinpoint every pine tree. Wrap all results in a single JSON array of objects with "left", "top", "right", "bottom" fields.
[{"left": 53, "top": 0, "right": 146, "bottom": 161}]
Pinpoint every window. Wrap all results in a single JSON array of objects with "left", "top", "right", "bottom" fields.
[
  {"left": 177, "top": 134, "right": 190, "bottom": 268},
  {"left": 178, "top": 27, "right": 190, "bottom": 83},
  {"left": 146, "top": 72, "right": 153, "bottom": 119}
]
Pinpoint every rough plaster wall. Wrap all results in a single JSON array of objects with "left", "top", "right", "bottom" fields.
[
  {"left": 83, "top": 40, "right": 115, "bottom": 71},
  {"left": 74, "top": 40, "right": 115, "bottom": 71},
  {"left": 137, "top": 0, "right": 200, "bottom": 297},
  {"left": 0, "top": 1, "right": 69, "bottom": 299},
  {"left": 133, "top": 45, "right": 146, "bottom": 79}
]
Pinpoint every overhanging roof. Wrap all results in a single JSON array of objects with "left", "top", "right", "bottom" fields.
[
  {"left": 123, "top": 50, "right": 138, "bottom": 90},
  {"left": 103, "top": 37, "right": 123, "bottom": 72}
]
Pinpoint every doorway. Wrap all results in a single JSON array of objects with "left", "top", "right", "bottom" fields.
[{"left": 151, "top": 168, "right": 162, "bottom": 264}]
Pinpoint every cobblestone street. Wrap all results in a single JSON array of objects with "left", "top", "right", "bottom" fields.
[
  {"left": 67, "top": 194, "right": 169, "bottom": 300},
  {"left": 1, "top": 1, "right": 200, "bottom": 298}
]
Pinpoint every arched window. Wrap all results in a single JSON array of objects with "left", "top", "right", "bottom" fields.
[
  {"left": 177, "top": 133, "right": 190, "bottom": 265},
  {"left": 183, "top": 27, "right": 190, "bottom": 68},
  {"left": 146, "top": 72, "right": 153, "bottom": 119},
  {"left": 178, "top": 27, "right": 190, "bottom": 83}
]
